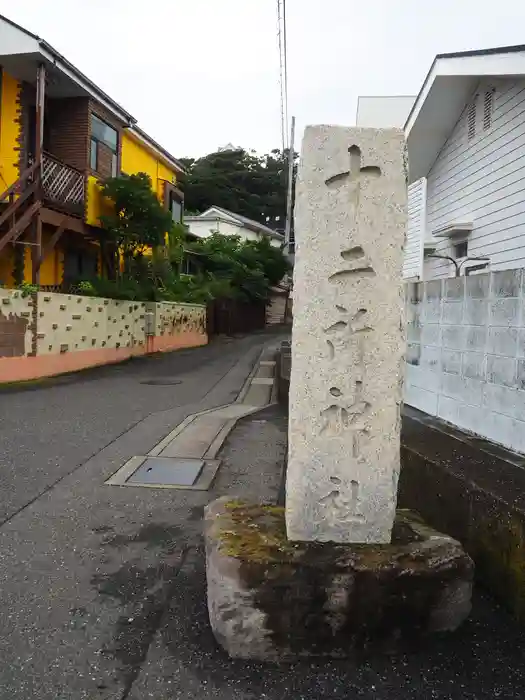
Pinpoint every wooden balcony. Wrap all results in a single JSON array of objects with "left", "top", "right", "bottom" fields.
[{"left": 42, "top": 153, "right": 85, "bottom": 217}]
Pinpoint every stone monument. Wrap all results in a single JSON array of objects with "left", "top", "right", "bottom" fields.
[
  {"left": 204, "top": 126, "right": 474, "bottom": 661},
  {"left": 286, "top": 126, "right": 405, "bottom": 544}
]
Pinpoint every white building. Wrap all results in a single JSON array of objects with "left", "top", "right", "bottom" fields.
[
  {"left": 401, "top": 45, "right": 525, "bottom": 454},
  {"left": 356, "top": 95, "right": 415, "bottom": 128},
  {"left": 405, "top": 44, "right": 525, "bottom": 281},
  {"left": 185, "top": 206, "right": 284, "bottom": 249}
]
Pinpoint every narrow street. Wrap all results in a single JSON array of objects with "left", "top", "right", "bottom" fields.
[{"left": 0, "top": 334, "right": 285, "bottom": 699}]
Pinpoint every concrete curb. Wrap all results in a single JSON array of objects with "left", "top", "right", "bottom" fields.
[{"left": 106, "top": 342, "right": 280, "bottom": 490}]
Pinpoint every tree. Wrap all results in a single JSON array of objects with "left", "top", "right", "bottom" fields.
[
  {"left": 186, "top": 233, "right": 290, "bottom": 303},
  {"left": 238, "top": 238, "right": 289, "bottom": 287},
  {"left": 100, "top": 172, "right": 174, "bottom": 266},
  {"left": 179, "top": 148, "right": 298, "bottom": 231}
]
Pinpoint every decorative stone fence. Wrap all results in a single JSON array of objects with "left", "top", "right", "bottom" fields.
[{"left": 0, "top": 288, "right": 207, "bottom": 383}]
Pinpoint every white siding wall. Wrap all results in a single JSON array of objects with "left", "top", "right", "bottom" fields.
[
  {"left": 404, "top": 178, "right": 427, "bottom": 279},
  {"left": 186, "top": 218, "right": 259, "bottom": 242},
  {"left": 186, "top": 218, "right": 281, "bottom": 247},
  {"left": 424, "top": 77, "right": 525, "bottom": 279}
]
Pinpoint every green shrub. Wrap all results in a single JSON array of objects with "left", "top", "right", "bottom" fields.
[{"left": 18, "top": 282, "right": 39, "bottom": 297}]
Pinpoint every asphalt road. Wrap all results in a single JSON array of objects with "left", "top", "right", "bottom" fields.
[
  {"left": 0, "top": 333, "right": 284, "bottom": 699},
  {"left": 0, "top": 336, "right": 268, "bottom": 526}
]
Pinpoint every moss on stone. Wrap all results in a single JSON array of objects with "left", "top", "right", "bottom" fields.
[
  {"left": 218, "top": 501, "right": 300, "bottom": 563},
  {"left": 215, "top": 500, "right": 450, "bottom": 572}
]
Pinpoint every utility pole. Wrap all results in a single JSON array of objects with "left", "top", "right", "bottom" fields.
[
  {"left": 284, "top": 115, "right": 295, "bottom": 255},
  {"left": 282, "top": 116, "right": 295, "bottom": 325},
  {"left": 32, "top": 63, "right": 46, "bottom": 285}
]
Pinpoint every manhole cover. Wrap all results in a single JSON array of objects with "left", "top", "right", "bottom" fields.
[
  {"left": 140, "top": 378, "right": 182, "bottom": 386},
  {"left": 127, "top": 457, "right": 204, "bottom": 486}
]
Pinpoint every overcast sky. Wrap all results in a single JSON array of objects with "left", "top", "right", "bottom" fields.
[{"left": 3, "top": 0, "right": 525, "bottom": 158}]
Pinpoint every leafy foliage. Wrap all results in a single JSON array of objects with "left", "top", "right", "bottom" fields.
[
  {"left": 186, "top": 234, "right": 289, "bottom": 303},
  {"left": 17, "top": 282, "right": 39, "bottom": 297},
  {"left": 78, "top": 232, "right": 289, "bottom": 305},
  {"left": 179, "top": 148, "right": 297, "bottom": 231},
  {"left": 77, "top": 167, "right": 290, "bottom": 305},
  {"left": 100, "top": 172, "right": 174, "bottom": 262}
]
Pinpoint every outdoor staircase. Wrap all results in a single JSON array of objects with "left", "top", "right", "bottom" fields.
[{"left": 0, "top": 162, "right": 41, "bottom": 258}]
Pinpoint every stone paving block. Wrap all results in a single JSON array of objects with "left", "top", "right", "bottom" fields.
[
  {"left": 445, "top": 277, "right": 465, "bottom": 300},
  {"left": 490, "top": 299, "right": 520, "bottom": 327},
  {"left": 442, "top": 349, "right": 462, "bottom": 375},
  {"left": 464, "top": 299, "right": 488, "bottom": 326},
  {"left": 466, "top": 273, "right": 489, "bottom": 299},
  {"left": 465, "top": 326, "right": 487, "bottom": 352},
  {"left": 487, "top": 355, "right": 517, "bottom": 388},
  {"left": 492, "top": 269, "right": 521, "bottom": 298},
  {"left": 487, "top": 326, "right": 518, "bottom": 356},
  {"left": 442, "top": 301, "right": 463, "bottom": 325},
  {"left": 442, "top": 325, "right": 466, "bottom": 351},
  {"left": 462, "top": 351, "right": 486, "bottom": 381}
]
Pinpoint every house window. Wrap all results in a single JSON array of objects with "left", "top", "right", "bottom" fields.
[
  {"left": 483, "top": 88, "right": 495, "bottom": 130},
  {"left": 90, "top": 113, "right": 118, "bottom": 175},
  {"left": 454, "top": 241, "right": 468, "bottom": 259},
  {"left": 168, "top": 190, "right": 183, "bottom": 223},
  {"left": 181, "top": 253, "right": 198, "bottom": 275},
  {"left": 90, "top": 138, "right": 98, "bottom": 170},
  {"left": 467, "top": 98, "right": 477, "bottom": 141}
]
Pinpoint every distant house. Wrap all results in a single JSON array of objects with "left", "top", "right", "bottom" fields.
[
  {"left": 405, "top": 44, "right": 525, "bottom": 280},
  {"left": 184, "top": 206, "right": 284, "bottom": 249}
]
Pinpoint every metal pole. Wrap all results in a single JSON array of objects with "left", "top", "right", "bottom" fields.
[
  {"left": 35, "top": 63, "right": 45, "bottom": 166},
  {"left": 282, "top": 0, "right": 289, "bottom": 148},
  {"left": 32, "top": 63, "right": 45, "bottom": 285},
  {"left": 284, "top": 115, "right": 295, "bottom": 252}
]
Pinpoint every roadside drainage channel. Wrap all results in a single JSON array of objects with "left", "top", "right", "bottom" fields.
[{"left": 105, "top": 346, "right": 278, "bottom": 490}]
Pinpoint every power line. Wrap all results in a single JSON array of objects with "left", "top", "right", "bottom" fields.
[
  {"left": 282, "top": 0, "right": 289, "bottom": 149},
  {"left": 277, "top": 0, "right": 289, "bottom": 153}
]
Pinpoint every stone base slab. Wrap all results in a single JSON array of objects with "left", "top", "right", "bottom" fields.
[{"left": 204, "top": 497, "right": 474, "bottom": 661}]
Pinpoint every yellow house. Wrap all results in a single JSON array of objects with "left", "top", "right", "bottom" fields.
[{"left": 0, "top": 13, "right": 184, "bottom": 289}]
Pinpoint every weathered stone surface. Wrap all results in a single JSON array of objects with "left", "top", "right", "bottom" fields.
[
  {"left": 205, "top": 497, "right": 473, "bottom": 661},
  {"left": 287, "top": 126, "right": 407, "bottom": 544}
]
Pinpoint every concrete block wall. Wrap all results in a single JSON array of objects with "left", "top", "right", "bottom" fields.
[
  {"left": 405, "top": 269, "right": 525, "bottom": 453},
  {"left": 149, "top": 302, "right": 206, "bottom": 338},
  {"left": 0, "top": 289, "right": 207, "bottom": 383},
  {"left": 37, "top": 293, "right": 146, "bottom": 355},
  {"left": 0, "top": 288, "right": 33, "bottom": 358}
]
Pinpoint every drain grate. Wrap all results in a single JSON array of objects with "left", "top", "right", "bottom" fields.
[
  {"left": 140, "top": 377, "right": 183, "bottom": 386},
  {"left": 106, "top": 455, "right": 221, "bottom": 490},
  {"left": 127, "top": 457, "right": 204, "bottom": 486}
]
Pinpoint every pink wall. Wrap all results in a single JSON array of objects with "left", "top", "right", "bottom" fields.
[{"left": 0, "top": 331, "right": 207, "bottom": 383}]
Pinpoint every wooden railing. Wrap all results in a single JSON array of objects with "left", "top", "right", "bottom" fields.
[
  {"left": 42, "top": 153, "right": 85, "bottom": 214},
  {"left": 0, "top": 162, "right": 41, "bottom": 255}
]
